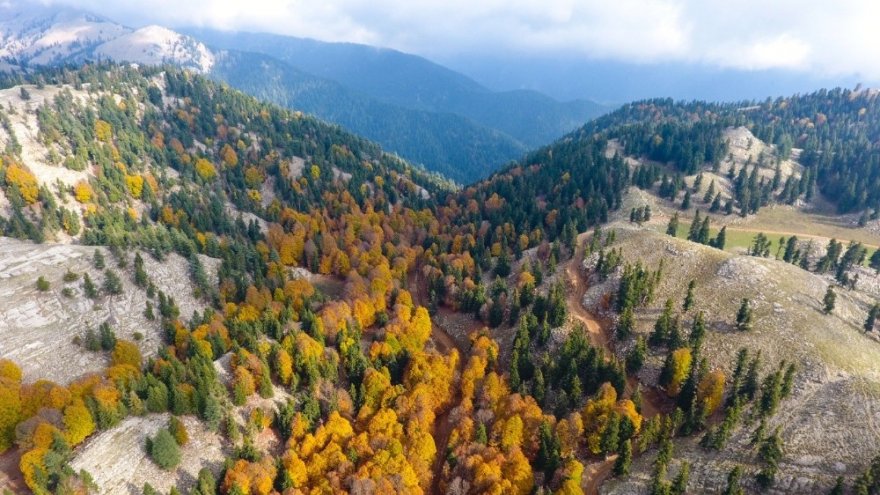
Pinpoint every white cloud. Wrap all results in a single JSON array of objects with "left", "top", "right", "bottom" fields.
[{"left": 25, "top": 0, "right": 880, "bottom": 79}]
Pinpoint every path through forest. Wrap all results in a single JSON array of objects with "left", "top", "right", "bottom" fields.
[{"left": 565, "top": 235, "right": 666, "bottom": 494}]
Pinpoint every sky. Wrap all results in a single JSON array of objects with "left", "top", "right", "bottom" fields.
[{"left": 28, "top": 0, "right": 880, "bottom": 81}]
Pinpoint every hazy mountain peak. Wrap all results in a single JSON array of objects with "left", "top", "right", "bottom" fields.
[{"left": 0, "top": 4, "right": 213, "bottom": 72}]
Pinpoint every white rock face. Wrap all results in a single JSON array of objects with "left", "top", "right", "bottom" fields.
[{"left": 93, "top": 25, "right": 215, "bottom": 72}]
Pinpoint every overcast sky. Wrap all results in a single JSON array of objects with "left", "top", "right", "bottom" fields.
[{"left": 32, "top": 0, "right": 880, "bottom": 80}]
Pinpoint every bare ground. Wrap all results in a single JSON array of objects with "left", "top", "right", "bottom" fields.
[
  {"left": 69, "top": 413, "right": 226, "bottom": 495},
  {"left": 0, "top": 236, "right": 218, "bottom": 384}
]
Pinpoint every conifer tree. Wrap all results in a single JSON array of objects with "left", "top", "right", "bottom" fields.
[
  {"left": 682, "top": 280, "right": 696, "bottom": 312},
  {"left": 614, "top": 439, "right": 632, "bottom": 476},
  {"left": 666, "top": 213, "right": 679, "bottom": 237},
  {"left": 823, "top": 286, "right": 836, "bottom": 314},
  {"left": 736, "top": 299, "right": 752, "bottom": 331}
]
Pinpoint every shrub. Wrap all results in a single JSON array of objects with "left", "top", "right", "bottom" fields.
[{"left": 36, "top": 276, "right": 50, "bottom": 292}]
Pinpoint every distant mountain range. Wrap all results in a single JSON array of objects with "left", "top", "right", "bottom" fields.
[{"left": 0, "top": 5, "right": 608, "bottom": 182}]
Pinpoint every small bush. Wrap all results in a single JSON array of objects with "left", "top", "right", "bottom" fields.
[
  {"left": 36, "top": 276, "right": 50, "bottom": 291},
  {"left": 61, "top": 287, "right": 75, "bottom": 298},
  {"left": 63, "top": 270, "right": 79, "bottom": 282}
]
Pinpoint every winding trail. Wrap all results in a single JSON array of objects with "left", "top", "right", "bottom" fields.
[{"left": 564, "top": 234, "right": 668, "bottom": 494}]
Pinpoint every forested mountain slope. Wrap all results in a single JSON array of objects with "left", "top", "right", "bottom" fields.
[
  {"left": 184, "top": 29, "right": 608, "bottom": 149},
  {"left": 210, "top": 50, "right": 526, "bottom": 183},
  {"left": 1, "top": 64, "right": 880, "bottom": 495},
  {"left": 0, "top": 5, "right": 610, "bottom": 183}
]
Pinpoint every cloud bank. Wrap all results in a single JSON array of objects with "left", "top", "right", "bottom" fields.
[{"left": 26, "top": 0, "right": 880, "bottom": 79}]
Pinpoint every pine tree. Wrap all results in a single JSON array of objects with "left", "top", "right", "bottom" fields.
[
  {"left": 613, "top": 439, "right": 632, "bottom": 476},
  {"left": 681, "top": 191, "right": 691, "bottom": 210},
  {"left": 698, "top": 216, "right": 711, "bottom": 244},
  {"left": 703, "top": 180, "right": 716, "bottom": 203},
  {"left": 671, "top": 463, "right": 689, "bottom": 495},
  {"left": 149, "top": 429, "right": 181, "bottom": 470},
  {"left": 687, "top": 211, "right": 702, "bottom": 241},
  {"left": 93, "top": 249, "right": 105, "bottom": 269},
  {"left": 865, "top": 304, "right": 880, "bottom": 332},
  {"left": 626, "top": 337, "right": 647, "bottom": 373},
  {"left": 828, "top": 476, "right": 844, "bottom": 495},
  {"left": 666, "top": 213, "right": 679, "bottom": 237},
  {"left": 712, "top": 226, "right": 727, "bottom": 250},
  {"left": 682, "top": 280, "right": 695, "bottom": 312},
  {"left": 823, "top": 286, "right": 836, "bottom": 314},
  {"left": 871, "top": 249, "right": 880, "bottom": 273},
  {"left": 722, "top": 466, "right": 745, "bottom": 495},
  {"left": 600, "top": 413, "right": 621, "bottom": 455},
  {"left": 736, "top": 299, "right": 752, "bottom": 331}
]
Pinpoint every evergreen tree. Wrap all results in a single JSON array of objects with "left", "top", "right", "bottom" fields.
[
  {"left": 865, "top": 304, "right": 880, "bottom": 332},
  {"left": 614, "top": 439, "right": 632, "bottom": 476},
  {"left": 682, "top": 280, "right": 696, "bottom": 312},
  {"left": 722, "top": 466, "right": 745, "bottom": 495},
  {"left": 698, "top": 216, "right": 711, "bottom": 244},
  {"left": 823, "top": 286, "right": 836, "bottom": 314},
  {"left": 681, "top": 191, "right": 691, "bottom": 210},
  {"left": 735, "top": 299, "right": 752, "bottom": 331},
  {"left": 671, "top": 463, "right": 689, "bottom": 495},
  {"left": 626, "top": 337, "right": 647, "bottom": 373},
  {"left": 687, "top": 210, "right": 702, "bottom": 242},
  {"left": 711, "top": 226, "right": 727, "bottom": 250},
  {"left": 666, "top": 213, "right": 679, "bottom": 237},
  {"left": 783, "top": 235, "right": 799, "bottom": 263},
  {"left": 149, "top": 429, "right": 181, "bottom": 470}
]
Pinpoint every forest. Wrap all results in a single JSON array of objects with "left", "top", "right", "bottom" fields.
[{"left": 0, "top": 64, "right": 879, "bottom": 495}]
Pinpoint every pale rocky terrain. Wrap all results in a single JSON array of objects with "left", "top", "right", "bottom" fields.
[
  {"left": 590, "top": 222, "right": 880, "bottom": 493},
  {"left": 69, "top": 413, "right": 226, "bottom": 495},
  {"left": 0, "top": 236, "right": 218, "bottom": 384}
]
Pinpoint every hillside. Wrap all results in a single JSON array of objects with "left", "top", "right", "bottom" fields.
[
  {"left": 210, "top": 50, "right": 525, "bottom": 183},
  {"left": 0, "top": 5, "right": 612, "bottom": 183},
  {"left": 185, "top": 29, "right": 608, "bottom": 149},
  {"left": 1, "top": 64, "right": 880, "bottom": 495},
  {"left": 587, "top": 219, "right": 880, "bottom": 493}
]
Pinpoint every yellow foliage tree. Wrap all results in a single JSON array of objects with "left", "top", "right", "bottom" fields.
[
  {"left": 111, "top": 340, "right": 142, "bottom": 369},
  {"left": 125, "top": 174, "right": 144, "bottom": 198},
  {"left": 5, "top": 163, "right": 39, "bottom": 204},
  {"left": 697, "top": 370, "right": 726, "bottom": 415},
  {"left": 195, "top": 157, "right": 217, "bottom": 180},
  {"left": 94, "top": 119, "right": 112, "bottom": 142},
  {"left": 74, "top": 181, "right": 93, "bottom": 203},
  {"left": 62, "top": 399, "right": 96, "bottom": 446}
]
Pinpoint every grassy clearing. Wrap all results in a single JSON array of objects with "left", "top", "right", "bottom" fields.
[{"left": 652, "top": 218, "right": 878, "bottom": 264}]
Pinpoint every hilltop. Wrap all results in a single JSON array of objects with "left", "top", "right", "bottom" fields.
[{"left": 0, "top": 4, "right": 609, "bottom": 182}]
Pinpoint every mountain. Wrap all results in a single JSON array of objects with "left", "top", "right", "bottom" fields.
[
  {"left": 210, "top": 50, "right": 526, "bottom": 183},
  {"left": 184, "top": 29, "right": 608, "bottom": 148},
  {"left": 445, "top": 53, "right": 869, "bottom": 104},
  {"left": 2, "top": 62, "right": 880, "bottom": 495},
  {"left": 0, "top": 3, "right": 213, "bottom": 71},
  {"left": 0, "top": 6, "right": 610, "bottom": 183}
]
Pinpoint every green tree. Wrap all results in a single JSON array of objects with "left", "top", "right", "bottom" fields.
[
  {"left": 823, "top": 286, "right": 836, "bottom": 314},
  {"left": 735, "top": 299, "right": 752, "bottom": 331},
  {"left": 865, "top": 304, "right": 880, "bottom": 332},
  {"left": 613, "top": 439, "right": 632, "bottom": 476},
  {"left": 722, "top": 466, "right": 744, "bottom": 495},
  {"left": 682, "top": 280, "right": 695, "bottom": 312},
  {"left": 666, "top": 213, "right": 679, "bottom": 237},
  {"left": 103, "top": 269, "right": 123, "bottom": 296},
  {"left": 149, "top": 429, "right": 181, "bottom": 470},
  {"left": 36, "top": 276, "right": 50, "bottom": 291}
]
